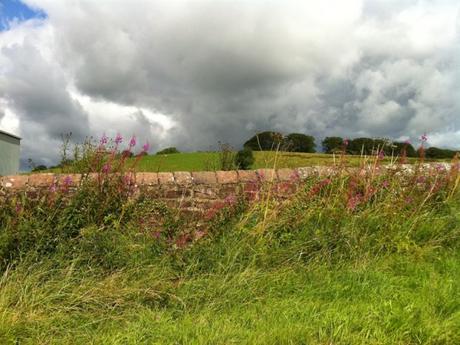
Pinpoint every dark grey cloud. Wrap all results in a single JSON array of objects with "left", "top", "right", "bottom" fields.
[{"left": 0, "top": 0, "right": 459, "bottom": 168}]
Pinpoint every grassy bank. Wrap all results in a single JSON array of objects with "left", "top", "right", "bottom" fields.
[
  {"left": 1, "top": 248, "right": 458, "bottom": 344},
  {"left": 1, "top": 155, "right": 459, "bottom": 343}
]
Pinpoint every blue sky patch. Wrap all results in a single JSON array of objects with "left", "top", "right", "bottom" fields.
[{"left": 0, "top": 0, "right": 47, "bottom": 31}]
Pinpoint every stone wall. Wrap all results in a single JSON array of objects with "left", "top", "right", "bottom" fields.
[
  {"left": 0, "top": 163, "right": 452, "bottom": 217},
  {"left": 0, "top": 168, "right": 327, "bottom": 216}
]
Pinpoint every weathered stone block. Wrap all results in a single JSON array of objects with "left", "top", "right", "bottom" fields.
[
  {"left": 158, "top": 172, "right": 174, "bottom": 184},
  {"left": 193, "top": 186, "right": 219, "bottom": 199},
  {"left": 28, "top": 173, "right": 55, "bottom": 187},
  {"left": 257, "top": 168, "right": 277, "bottom": 182},
  {"left": 136, "top": 172, "right": 158, "bottom": 185},
  {"left": 276, "top": 168, "right": 297, "bottom": 181},
  {"left": 173, "top": 171, "right": 193, "bottom": 185},
  {"left": 237, "top": 170, "right": 258, "bottom": 182},
  {"left": 216, "top": 170, "right": 238, "bottom": 184},
  {"left": 192, "top": 171, "right": 217, "bottom": 184},
  {"left": 296, "top": 167, "right": 314, "bottom": 179},
  {"left": 1, "top": 175, "right": 29, "bottom": 189}
]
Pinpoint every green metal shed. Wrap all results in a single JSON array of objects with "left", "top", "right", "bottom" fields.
[{"left": 0, "top": 129, "right": 21, "bottom": 176}]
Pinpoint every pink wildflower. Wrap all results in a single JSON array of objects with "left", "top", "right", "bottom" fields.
[
  {"left": 102, "top": 163, "right": 111, "bottom": 174},
  {"left": 49, "top": 182, "right": 57, "bottom": 193},
  {"left": 114, "top": 133, "right": 123, "bottom": 145},
  {"left": 142, "top": 142, "right": 150, "bottom": 152},
  {"left": 100, "top": 133, "right": 108, "bottom": 146},
  {"left": 63, "top": 175, "right": 73, "bottom": 186},
  {"left": 421, "top": 133, "right": 428, "bottom": 142},
  {"left": 347, "top": 194, "right": 362, "bottom": 211},
  {"left": 129, "top": 135, "right": 136, "bottom": 148},
  {"left": 378, "top": 150, "right": 385, "bottom": 160}
]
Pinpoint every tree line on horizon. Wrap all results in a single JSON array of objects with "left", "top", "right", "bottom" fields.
[{"left": 242, "top": 131, "right": 459, "bottom": 159}]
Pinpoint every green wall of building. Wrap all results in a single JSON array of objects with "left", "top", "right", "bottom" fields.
[{"left": 0, "top": 131, "right": 21, "bottom": 176}]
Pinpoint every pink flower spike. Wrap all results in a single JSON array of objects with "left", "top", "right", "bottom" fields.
[
  {"left": 100, "top": 133, "right": 108, "bottom": 146},
  {"left": 129, "top": 135, "right": 136, "bottom": 147},
  {"left": 343, "top": 138, "right": 349, "bottom": 146},
  {"left": 421, "top": 133, "right": 428, "bottom": 142},
  {"left": 102, "top": 163, "right": 111, "bottom": 174},
  {"left": 142, "top": 142, "right": 150, "bottom": 152},
  {"left": 378, "top": 150, "right": 385, "bottom": 160},
  {"left": 63, "top": 175, "right": 73, "bottom": 186},
  {"left": 115, "top": 133, "right": 123, "bottom": 145}
]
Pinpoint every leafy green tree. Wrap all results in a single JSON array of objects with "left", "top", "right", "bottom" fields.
[
  {"left": 243, "top": 131, "right": 284, "bottom": 151},
  {"left": 425, "top": 147, "right": 458, "bottom": 159},
  {"left": 322, "top": 137, "right": 343, "bottom": 153},
  {"left": 392, "top": 142, "right": 417, "bottom": 158},
  {"left": 285, "top": 133, "right": 316, "bottom": 153},
  {"left": 157, "top": 147, "right": 180, "bottom": 155}
]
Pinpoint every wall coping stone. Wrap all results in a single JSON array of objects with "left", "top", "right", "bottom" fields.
[{"left": 1, "top": 163, "right": 453, "bottom": 190}]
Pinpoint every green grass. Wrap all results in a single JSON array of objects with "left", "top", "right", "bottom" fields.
[
  {"left": 0, "top": 242, "right": 458, "bottom": 344},
  {"left": 132, "top": 151, "right": 435, "bottom": 172},
  {"left": 43, "top": 151, "right": 447, "bottom": 174}
]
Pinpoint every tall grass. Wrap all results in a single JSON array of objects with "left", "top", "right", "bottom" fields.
[{"left": 0, "top": 134, "right": 459, "bottom": 344}]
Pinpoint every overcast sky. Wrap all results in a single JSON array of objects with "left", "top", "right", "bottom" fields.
[{"left": 0, "top": 0, "right": 459, "bottom": 168}]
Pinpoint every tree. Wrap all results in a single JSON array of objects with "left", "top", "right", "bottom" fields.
[
  {"left": 243, "top": 131, "right": 284, "bottom": 151},
  {"left": 348, "top": 138, "right": 390, "bottom": 155},
  {"left": 392, "top": 142, "right": 417, "bottom": 158},
  {"left": 425, "top": 147, "right": 458, "bottom": 159},
  {"left": 285, "top": 133, "right": 316, "bottom": 153},
  {"left": 157, "top": 147, "right": 180, "bottom": 155},
  {"left": 234, "top": 147, "right": 254, "bottom": 170},
  {"left": 322, "top": 137, "right": 343, "bottom": 153}
]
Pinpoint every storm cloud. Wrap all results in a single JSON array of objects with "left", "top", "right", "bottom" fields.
[{"left": 0, "top": 0, "right": 459, "bottom": 168}]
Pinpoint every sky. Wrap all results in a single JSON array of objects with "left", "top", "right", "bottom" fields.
[{"left": 0, "top": 0, "right": 459, "bottom": 169}]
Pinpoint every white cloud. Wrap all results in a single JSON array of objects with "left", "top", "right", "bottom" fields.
[{"left": 0, "top": 0, "right": 459, "bottom": 169}]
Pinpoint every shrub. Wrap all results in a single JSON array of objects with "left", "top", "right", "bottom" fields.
[
  {"left": 218, "top": 142, "right": 237, "bottom": 171},
  {"left": 243, "top": 131, "right": 284, "bottom": 151},
  {"left": 157, "top": 147, "right": 180, "bottom": 155},
  {"left": 32, "top": 165, "right": 47, "bottom": 172},
  {"left": 234, "top": 147, "right": 254, "bottom": 170},
  {"left": 322, "top": 137, "right": 343, "bottom": 153},
  {"left": 285, "top": 133, "right": 316, "bottom": 153}
]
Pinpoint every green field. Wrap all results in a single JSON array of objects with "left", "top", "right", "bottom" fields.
[
  {"left": 44, "top": 151, "right": 447, "bottom": 174},
  {"left": 132, "top": 151, "right": 432, "bottom": 172}
]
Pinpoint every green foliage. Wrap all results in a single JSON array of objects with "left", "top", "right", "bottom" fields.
[
  {"left": 31, "top": 164, "right": 47, "bottom": 172},
  {"left": 322, "top": 136, "right": 344, "bottom": 153},
  {"left": 244, "top": 131, "right": 284, "bottom": 151},
  {"left": 157, "top": 147, "right": 180, "bottom": 155},
  {"left": 285, "top": 133, "right": 316, "bottom": 153},
  {"left": 425, "top": 147, "right": 458, "bottom": 159},
  {"left": 392, "top": 141, "right": 417, "bottom": 157},
  {"left": 347, "top": 137, "right": 389, "bottom": 155},
  {"left": 234, "top": 147, "right": 254, "bottom": 170}
]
